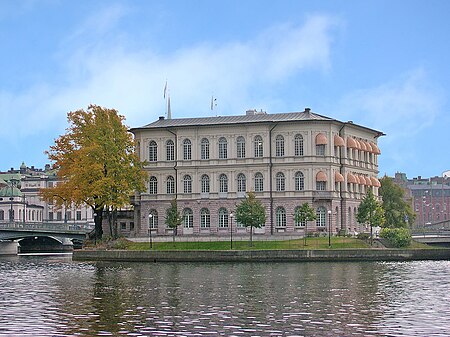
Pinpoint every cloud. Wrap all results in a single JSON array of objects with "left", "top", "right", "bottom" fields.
[
  {"left": 335, "top": 69, "right": 445, "bottom": 175},
  {"left": 0, "top": 11, "right": 339, "bottom": 142},
  {"left": 339, "top": 69, "right": 443, "bottom": 138}
]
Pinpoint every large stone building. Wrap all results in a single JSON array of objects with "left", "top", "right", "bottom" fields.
[
  {"left": 394, "top": 172, "right": 450, "bottom": 227},
  {"left": 129, "top": 108, "right": 384, "bottom": 238},
  {"left": 0, "top": 163, "right": 94, "bottom": 227}
]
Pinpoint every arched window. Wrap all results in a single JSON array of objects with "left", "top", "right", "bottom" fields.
[
  {"left": 254, "top": 135, "right": 263, "bottom": 157},
  {"left": 295, "top": 171, "right": 304, "bottom": 191},
  {"left": 276, "top": 207, "right": 286, "bottom": 227},
  {"left": 200, "top": 208, "right": 210, "bottom": 228},
  {"left": 183, "top": 139, "right": 192, "bottom": 160},
  {"left": 166, "top": 175, "right": 175, "bottom": 194},
  {"left": 254, "top": 172, "right": 264, "bottom": 192},
  {"left": 294, "top": 134, "right": 304, "bottom": 156},
  {"left": 201, "top": 174, "right": 210, "bottom": 193},
  {"left": 218, "top": 137, "right": 228, "bottom": 159},
  {"left": 237, "top": 136, "right": 246, "bottom": 158},
  {"left": 166, "top": 140, "right": 174, "bottom": 161},
  {"left": 183, "top": 175, "right": 192, "bottom": 194},
  {"left": 316, "top": 207, "right": 326, "bottom": 227},
  {"left": 294, "top": 206, "right": 306, "bottom": 227},
  {"left": 218, "top": 208, "right": 229, "bottom": 227},
  {"left": 149, "top": 176, "right": 157, "bottom": 194},
  {"left": 183, "top": 208, "right": 193, "bottom": 228},
  {"left": 148, "top": 209, "right": 158, "bottom": 229},
  {"left": 275, "top": 135, "right": 284, "bottom": 157},
  {"left": 237, "top": 173, "right": 246, "bottom": 192},
  {"left": 149, "top": 140, "right": 157, "bottom": 162},
  {"left": 201, "top": 138, "right": 209, "bottom": 160},
  {"left": 348, "top": 207, "right": 352, "bottom": 231},
  {"left": 219, "top": 174, "right": 228, "bottom": 193},
  {"left": 335, "top": 206, "right": 339, "bottom": 231},
  {"left": 276, "top": 172, "right": 285, "bottom": 191}
]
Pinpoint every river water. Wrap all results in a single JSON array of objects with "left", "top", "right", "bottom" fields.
[{"left": 0, "top": 255, "right": 449, "bottom": 337}]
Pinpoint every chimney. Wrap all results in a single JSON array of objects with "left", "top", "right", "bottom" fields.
[
  {"left": 304, "top": 107, "right": 311, "bottom": 113},
  {"left": 159, "top": 116, "right": 165, "bottom": 120}
]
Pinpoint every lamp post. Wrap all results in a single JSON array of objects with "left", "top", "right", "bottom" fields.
[
  {"left": 148, "top": 213, "right": 153, "bottom": 250},
  {"left": 328, "top": 210, "right": 332, "bottom": 248},
  {"left": 229, "top": 212, "right": 234, "bottom": 249}
]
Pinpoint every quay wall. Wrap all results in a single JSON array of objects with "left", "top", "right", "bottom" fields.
[{"left": 73, "top": 248, "right": 450, "bottom": 263}]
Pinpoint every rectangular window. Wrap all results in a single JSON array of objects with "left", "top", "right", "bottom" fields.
[
  {"left": 57, "top": 212, "right": 62, "bottom": 221},
  {"left": 316, "top": 181, "right": 326, "bottom": 191},
  {"left": 49, "top": 212, "right": 54, "bottom": 221},
  {"left": 201, "top": 141, "right": 209, "bottom": 160},
  {"left": 316, "top": 144, "right": 325, "bottom": 156},
  {"left": 130, "top": 222, "right": 134, "bottom": 230},
  {"left": 76, "top": 211, "right": 82, "bottom": 220},
  {"left": 219, "top": 143, "right": 227, "bottom": 159},
  {"left": 120, "top": 222, "right": 127, "bottom": 230},
  {"left": 201, "top": 213, "right": 210, "bottom": 228}
]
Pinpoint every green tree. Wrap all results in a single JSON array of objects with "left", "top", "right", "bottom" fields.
[
  {"left": 379, "top": 176, "right": 415, "bottom": 228},
  {"left": 294, "top": 202, "right": 317, "bottom": 246},
  {"left": 165, "top": 199, "right": 181, "bottom": 242},
  {"left": 357, "top": 189, "right": 385, "bottom": 245},
  {"left": 40, "top": 105, "right": 148, "bottom": 240},
  {"left": 235, "top": 192, "right": 266, "bottom": 246}
]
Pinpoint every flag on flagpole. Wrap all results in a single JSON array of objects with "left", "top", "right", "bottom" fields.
[
  {"left": 210, "top": 96, "right": 217, "bottom": 110},
  {"left": 163, "top": 81, "right": 167, "bottom": 99}
]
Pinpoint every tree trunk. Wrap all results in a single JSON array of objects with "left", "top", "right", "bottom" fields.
[
  {"left": 94, "top": 210, "right": 103, "bottom": 241},
  {"left": 249, "top": 225, "right": 253, "bottom": 247}
]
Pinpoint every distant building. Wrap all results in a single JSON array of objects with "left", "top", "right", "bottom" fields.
[
  {"left": 129, "top": 108, "right": 384, "bottom": 238},
  {"left": 394, "top": 172, "right": 450, "bottom": 227},
  {"left": 0, "top": 163, "right": 94, "bottom": 226}
]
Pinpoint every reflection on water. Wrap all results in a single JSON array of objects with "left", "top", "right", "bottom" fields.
[{"left": 0, "top": 255, "right": 449, "bottom": 336}]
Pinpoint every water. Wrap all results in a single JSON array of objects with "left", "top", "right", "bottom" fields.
[{"left": 0, "top": 255, "right": 449, "bottom": 336}]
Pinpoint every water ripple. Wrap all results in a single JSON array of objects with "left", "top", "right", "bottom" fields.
[{"left": 0, "top": 256, "right": 449, "bottom": 336}]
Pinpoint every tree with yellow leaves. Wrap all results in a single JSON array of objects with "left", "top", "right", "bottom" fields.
[{"left": 40, "top": 105, "right": 148, "bottom": 240}]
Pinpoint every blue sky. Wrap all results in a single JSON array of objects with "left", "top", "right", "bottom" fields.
[{"left": 1, "top": 0, "right": 449, "bottom": 178}]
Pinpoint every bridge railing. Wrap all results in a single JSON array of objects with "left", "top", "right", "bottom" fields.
[{"left": 0, "top": 221, "right": 94, "bottom": 233}]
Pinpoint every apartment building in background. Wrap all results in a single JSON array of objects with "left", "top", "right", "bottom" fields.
[
  {"left": 394, "top": 172, "right": 450, "bottom": 228},
  {"left": 0, "top": 163, "right": 94, "bottom": 227}
]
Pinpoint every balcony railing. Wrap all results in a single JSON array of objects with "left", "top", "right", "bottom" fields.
[{"left": 312, "top": 191, "right": 333, "bottom": 200}]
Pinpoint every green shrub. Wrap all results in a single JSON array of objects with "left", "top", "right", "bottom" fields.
[
  {"left": 108, "top": 237, "right": 132, "bottom": 250},
  {"left": 379, "top": 227, "right": 411, "bottom": 248},
  {"left": 357, "top": 232, "right": 370, "bottom": 241}
]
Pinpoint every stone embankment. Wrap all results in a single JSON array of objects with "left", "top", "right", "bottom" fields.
[{"left": 73, "top": 248, "right": 450, "bottom": 263}]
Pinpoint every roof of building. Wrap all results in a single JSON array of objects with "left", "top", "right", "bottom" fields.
[
  {"left": 131, "top": 109, "right": 385, "bottom": 137},
  {"left": 0, "top": 186, "right": 23, "bottom": 197}
]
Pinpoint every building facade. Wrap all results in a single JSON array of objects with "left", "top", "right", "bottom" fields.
[
  {"left": 0, "top": 163, "right": 94, "bottom": 227},
  {"left": 129, "top": 108, "right": 384, "bottom": 238},
  {"left": 394, "top": 172, "right": 450, "bottom": 228}
]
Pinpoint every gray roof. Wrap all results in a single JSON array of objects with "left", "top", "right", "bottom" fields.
[
  {"left": 139, "top": 111, "right": 331, "bottom": 129},
  {"left": 130, "top": 109, "right": 385, "bottom": 136}
]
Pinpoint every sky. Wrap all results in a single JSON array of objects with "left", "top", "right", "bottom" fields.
[{"left": 1, "top": 0, "right": 449, "bottom": 178}]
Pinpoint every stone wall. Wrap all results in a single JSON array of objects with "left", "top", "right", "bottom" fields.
[
  {"left": 0, "top": 241, "right": 18, "bottom": 255},
  {"left": 74, "top": 248, "right": 450, "bottom": 263}
]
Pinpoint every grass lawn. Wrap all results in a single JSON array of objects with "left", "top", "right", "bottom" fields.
[{"left": 119, "top": 236, "right": 372, "bottom": 251}]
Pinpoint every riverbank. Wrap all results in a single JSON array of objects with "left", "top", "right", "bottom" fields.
[{"left": 73, "top": 248, "right": 450, "bottom": 262}]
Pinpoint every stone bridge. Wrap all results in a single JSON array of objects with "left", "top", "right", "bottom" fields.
[{"left": 0, "top": 221, "right": 92, "bottom": 253}]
